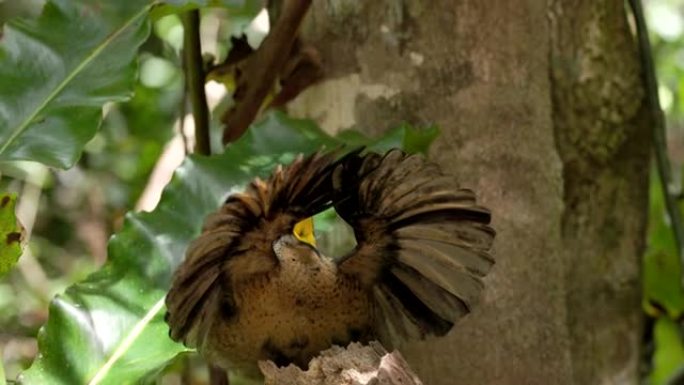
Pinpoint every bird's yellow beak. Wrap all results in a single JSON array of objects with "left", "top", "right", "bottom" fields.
[{"left": 293, "top": 217, "right": 316, "bottom": 247}]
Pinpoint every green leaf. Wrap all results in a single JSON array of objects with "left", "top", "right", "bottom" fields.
[
  {"left": 651, "top": 318, "right": 684, "bottom": 385},
  {"left": 359, "top": 123, "right": 440, "bottom": 155},
  {"left": 19, "top": 111, "right": 436, "bottom": 384},
  {"left": 644, "top": 249, "right": 684, "bottom": 318},
  {"left": 151, "top": 0, "right": 262, "bottom": 19},
  {"left": 0, "top": 1, "right": 154, "bottom": 168},
  {"left": 401, "top": 123, "right": 440, "bottom": 154},
  {"left": 0, "top": 193, "right": 24, "bottom": 277},
  {"left": 644, "top": 172, "right": 684, "bottom": 318},
  {"left": 335, "top": 129, "right": 371, "bottom": 146}
]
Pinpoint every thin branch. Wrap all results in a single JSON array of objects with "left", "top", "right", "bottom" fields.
[
  {"left": 181, "top": 10, "right": 211, "bottom": 156},
  {"left": 209, "top": 365, "right": 229, "bottom": 385},
  {"left": 221, "top": 0, "right": 312, "bottom": 144},
  {"left": 627, "top": 0, "right": 684, "bottom": 286},
  {"left": 16, "top": 173, "right": 52, "bottom": 303},
  {"left": 181, "top": 13, "right": 222, "bottom": 383},
  {"left": 180, "top": 52, "right": 190, "bottom": 155}
]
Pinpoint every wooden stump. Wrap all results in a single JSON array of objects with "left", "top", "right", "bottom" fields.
[{"left": 259, "top": 341, "right": 423, "bottom": 385}]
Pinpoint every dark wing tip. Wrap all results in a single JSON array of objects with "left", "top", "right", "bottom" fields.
[
  {"left": 333, "top": 149, "right": 495, "bottom": 343},
  {"left": 165, "top": 243, "right": 225, "bottom": 346}
]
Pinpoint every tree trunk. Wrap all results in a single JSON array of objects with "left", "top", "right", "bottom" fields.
[{"left": 289, "top": 1, "right": 650, "bottom": 384}]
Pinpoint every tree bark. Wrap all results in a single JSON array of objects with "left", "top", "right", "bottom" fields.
[
  {"left": 549, "top": 1, "right": 648, "bottom": 384},
  {"left": 289, "top": 1, "right": 649, "bottom": 384}
]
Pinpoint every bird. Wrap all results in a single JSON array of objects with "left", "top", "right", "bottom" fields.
[{"left": 164, "top": 148, "right": 495, "bottom": 378}]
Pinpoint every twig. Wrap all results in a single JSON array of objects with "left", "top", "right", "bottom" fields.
[
  {"left": 180, "top": 52, "right": 190, "bottom": 155},
  {"left": 221, "top": 0, "right": 313, "bottom": 144},
  {"left": 209, "top": 365, "right": 229, "bottom": 385},
  {"left": 627, "top": 0, "right": 684, "bottom": 287},
  {"left": 181, "top": 9, "right": 228, "bottom": 384},
  {"left": 15, "top": 167, "right": 51, "bottom": 303},
  {"left": 181, "top": 10, "right": 211, "bottom": 156},
  {"left": 267, "top": 0, "right": 284, "bottom": 26}
]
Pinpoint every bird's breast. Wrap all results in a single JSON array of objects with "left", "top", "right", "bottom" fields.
[{"left": 202, "top": 262, "right": 372, "bottom": 375}]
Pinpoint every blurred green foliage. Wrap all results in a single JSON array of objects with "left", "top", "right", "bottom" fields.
[
  {"left": 645, "top": 0, "right": 684, "bottom": 383},
  {"left": 650, "top": 0, "right": 684, "bottom": 119}
]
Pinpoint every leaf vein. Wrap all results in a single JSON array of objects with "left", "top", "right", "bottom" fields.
[{"left": 0, "top": 4, "right": 154, "bottom": 157}]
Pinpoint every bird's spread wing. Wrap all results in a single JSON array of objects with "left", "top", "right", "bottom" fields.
[
  {"left": 332, "top": 149, "right": 495, "bottom": 345},
  {"left": 165, "top": 151, "right": 345, "bottom": 348}
]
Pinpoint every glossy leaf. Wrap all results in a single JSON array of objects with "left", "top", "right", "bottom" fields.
[
  {"left": 0, "top": 0, "right": 154, "bottom": 168},
  {"left": 0, "top": 193, "right": 25, "bottom": 277},
  {"left": 19, "top": 111, "right": 437, "bottom": 384}
]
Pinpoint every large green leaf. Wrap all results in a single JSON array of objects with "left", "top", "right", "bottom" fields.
[
  {"left": 0, "top": 0, "right": 270, "bottom": 170},
  {"left": 0, "top": 0, "right": 157, "bottom": 168},
  {"left": 19, "top": 111, "right": 437, "bottom": 385}
]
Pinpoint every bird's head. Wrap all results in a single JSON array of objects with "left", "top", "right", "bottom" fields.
[{"left": 273, "top": 217, "right": 322, "bottom": 266}]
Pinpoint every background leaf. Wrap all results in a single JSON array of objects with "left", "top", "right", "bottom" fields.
[
  {"left": 0, "top": 346, "right": 6, "bottom": 385},
  {"left": 18, "top": 111, "right": 437, "bottom": 385},
  {"left": 0, "top": 193, "right": 24, "bottom": 277},
  {"left": 152, "top": 0, "right": 262, "bottom": 19},
  {"left": 651, "top": 318, "right": 684, "bottom": 385},
  {"left": 644, "top": 173, "right": 684, "bottom": 318},
  {"left": 0, "top": 0, "right": 154, "bottom": 168}
]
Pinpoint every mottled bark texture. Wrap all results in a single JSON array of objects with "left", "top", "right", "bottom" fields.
[
  {"left": 288, "top": 0, "right": 650, "bottom": 384},
  {"left": 549, "top": 1, "right": 649, "bottom": 384}
]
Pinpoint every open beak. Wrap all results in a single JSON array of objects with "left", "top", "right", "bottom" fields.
[{"left": 293, "top": 217, "right": 316, "bottom": 247}]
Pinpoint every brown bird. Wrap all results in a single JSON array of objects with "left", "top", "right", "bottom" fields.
[{"left": 165, "top": 149, "right": 495, "bottom": 378}]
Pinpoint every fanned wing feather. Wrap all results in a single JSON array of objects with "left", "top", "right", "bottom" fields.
[
  {"left": 333, "top": 149, "right": 495, "bottom": 344},
  {"left": 165, "top": 150, "right": 347, "bottom": 348},
  {"left": 396, "top": 223, "right": 495, "bottom": 251},
  {"left": 372, "top": 286, "right": 424, "bottom": 342},
  {"left": 390, "top": 264, "right": 469, "bottom": 322}
]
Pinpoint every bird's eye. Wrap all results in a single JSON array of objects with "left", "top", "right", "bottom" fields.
[{"left": 293, "top": 217, "right": 316, "bottom": 246}]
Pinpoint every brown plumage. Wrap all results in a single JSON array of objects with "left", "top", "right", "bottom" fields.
[{"left": 165, "top": 149, "right": 495, "bottom": 377}]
